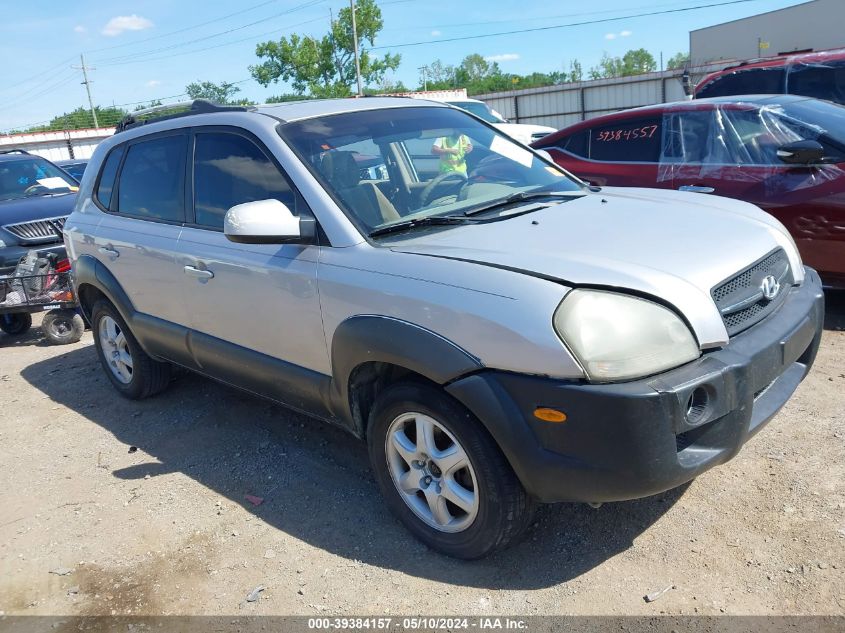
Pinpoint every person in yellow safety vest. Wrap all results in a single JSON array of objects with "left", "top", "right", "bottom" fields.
[{"left": 431, "top": 133, "right": 473, "bottom": 174}]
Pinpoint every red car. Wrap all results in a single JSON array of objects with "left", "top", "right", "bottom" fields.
[
  {"left": 532, "top": 95, "right": 845, "bottom": 288},
  {"left": 695, "top": 48, "right": 845, "bottom": 104}
]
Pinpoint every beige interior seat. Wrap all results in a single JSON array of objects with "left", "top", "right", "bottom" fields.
[{"left": 320, "top": 151, "right": 400, "bottom": 228}]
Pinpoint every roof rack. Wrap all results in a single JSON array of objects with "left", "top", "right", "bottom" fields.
[
  {"left": 114, "top": 99, "right": 255, "bottom": 134},
  {"left": 0, "top": 148, "right": 31, "bottom": 155}
]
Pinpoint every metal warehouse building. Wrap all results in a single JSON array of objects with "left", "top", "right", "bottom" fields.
[{"left": 690, "top": 0, "right": 845, "bottom": 63}]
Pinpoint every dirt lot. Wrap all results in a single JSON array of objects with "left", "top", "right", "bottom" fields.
[{"left": 1, "top": 294, "right": 844, "bottom": 617}]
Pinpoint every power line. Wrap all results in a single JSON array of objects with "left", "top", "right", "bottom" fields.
[
  {"left": 84, "top": 0, "right": 282, "bottom": 54},
  {"left": 96, "top": 16, "right": 326, "bottom": 68},
  {"left": 1, "top": 56, "right": 76, "bottom": 95},
  {"left": 370, "top": 0, "right": 770, "bottom": 49},
  {"left": 92, "top": 0, "right": 325, "bottom": 65}
]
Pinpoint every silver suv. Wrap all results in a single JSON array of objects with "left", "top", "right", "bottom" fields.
[{"left": 65, "top": 99, "right": 824, "bottom": 559}]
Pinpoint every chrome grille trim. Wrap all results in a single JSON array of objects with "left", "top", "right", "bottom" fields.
[
  {"left": 2, "top": 216, "right": 67, "bottom": 244},
  {"left": 711, "top": 249, "right": 792, "bottom": 336}
]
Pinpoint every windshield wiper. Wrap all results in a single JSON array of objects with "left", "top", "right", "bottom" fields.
[
  {"left": 369, "top": 215, "right": 477, "bottom": 238},
  {"left": 463, "top": 190, "right": 583, "bottom": 217}
]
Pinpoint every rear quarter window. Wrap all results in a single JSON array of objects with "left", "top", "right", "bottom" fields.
[
  {"left": 787, "top": 61, "right": 845, "bottom": 104},
  {"left": 697, "top": 67, "right": 786, "bottom": 98},
  {"left": 587, "top": 118, "right": 662, "bottom": 162},
  {"left": 94, "top": 146, "right": 124, "bottom": 211}
]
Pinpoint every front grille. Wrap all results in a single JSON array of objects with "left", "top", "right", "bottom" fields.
[
  {"left": 2, "top": 216, "right": 67, "bottom": 244},
  {"left": 712, "top": 249, "right": 792, "bottom": 336}
]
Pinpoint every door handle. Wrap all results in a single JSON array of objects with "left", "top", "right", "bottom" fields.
[
  {"left": 98, "top": 246, "right": 119, "bottom": 258},
  {"left": 184, "top": 265, "right": 214, "bottom": 280},
  {"left": 678, "top": 185, "right": 715, "bottom": 194}
]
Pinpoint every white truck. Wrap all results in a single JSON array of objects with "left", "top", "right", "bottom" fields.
[{"left": 394, "top": 89, "right": 556, "bottom": 145}]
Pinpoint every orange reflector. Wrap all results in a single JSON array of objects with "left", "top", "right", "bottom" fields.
[{"left": 534, "top": 407, "right": 567, "bottom": 423}]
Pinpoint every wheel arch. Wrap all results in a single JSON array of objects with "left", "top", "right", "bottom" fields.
[
  {"left": 329, "top": 316, "right": 483, "bottom": 436},
  {"left": 74, "top": 255, "right": 136, "bottom": 325}
]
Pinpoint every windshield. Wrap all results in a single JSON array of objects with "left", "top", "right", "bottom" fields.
[
  {"left": 447, "top": 100, "right": 504, "bottom": 124},
  {"left": 0, "top": 157, "right": 78, "bottom": 201},
  {"left": 280, "top": 106, "right": 580, "bottom": 236}
]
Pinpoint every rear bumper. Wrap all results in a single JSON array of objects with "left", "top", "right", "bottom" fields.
[
  {"left": 447, "top": 268, "right": 825, "bottom": 503},
  {"left": 0, "top": 242, "right": 66, "bottom": 274}
]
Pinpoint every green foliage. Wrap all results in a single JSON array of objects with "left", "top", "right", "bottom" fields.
[
  {"left": 250, "top": 0, "right": 400, "bottom": 97},
  {"left": 666, "top": 51, "right": 691, "bottom": 70},
  {"left": 133, "top": 100, "right": 163, "bottom": 111},
  {"left": 589, "top": 48, "right": 657, "bottom": 79},
  {"left": 16, "top": 106, "right": 128, "bottom": 133},
  {"left": 417, "top": 54, "right": 573, "bottom": 95},
  {"left": 185, "top": 80, "right": 252, "bottom": 105}
]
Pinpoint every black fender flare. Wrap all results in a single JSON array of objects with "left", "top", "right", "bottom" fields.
[
  {"left": 329, "top": 315, "right": 483, "bottom": 429},
  {"left": 73, "top": 254, "right": 136, "bottom": 325}
]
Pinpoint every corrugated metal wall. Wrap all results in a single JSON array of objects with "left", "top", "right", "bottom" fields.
[{"left": 476, "top": 69, "right": 693, "bottom": 130}]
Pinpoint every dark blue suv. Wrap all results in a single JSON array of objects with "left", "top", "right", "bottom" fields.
[{"left": 0, "top": 149, "right": 78, "bottom": 273}]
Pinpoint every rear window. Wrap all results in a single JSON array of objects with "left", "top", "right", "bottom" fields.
[
  {"left": 116, "top": 134, "right": 186, "bottom": 222},
  {"left": 588, "top": 118, "right": 662, "bottom": 162},
  {"left": 697, "top": 67, "right": 786, "bottom": 98}
]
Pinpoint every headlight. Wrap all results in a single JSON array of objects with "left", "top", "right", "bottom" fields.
[{"left": 553, "top": 290, "right": 700, "bottom": 382}]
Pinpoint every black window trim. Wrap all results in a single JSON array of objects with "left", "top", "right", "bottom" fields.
[
  {"left": 92, "top": 145, "right": 126, "bottom": 213},
  {"left": 97, "top": 129, "right": 190, "bottom": 226},
  {"left": 184, "top": 124, "right": 313, "bottom": 233}
]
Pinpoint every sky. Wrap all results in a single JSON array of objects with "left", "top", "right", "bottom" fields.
[{"left": 0, "top": 0, "right": 811, "bottom": 132}]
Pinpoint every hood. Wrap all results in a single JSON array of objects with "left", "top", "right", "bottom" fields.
[
  {"left": 494, "top": 122, "right": 557, "bottom": 144},
  {"left": 0, "top": 193, "right": 77, "bottom": 228},
  {"left": 388, "top": 187, "right": 802, "bottom": 348}
]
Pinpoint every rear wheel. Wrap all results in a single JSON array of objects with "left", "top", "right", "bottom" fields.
[
  {"left": 91, "top": 300, "right": 171, "bottom": 399},
  {"left": 368, "top": 382, "right": 536, "bottom": 559},
  {"left": 0, "top": 313, "right": 32, "bottom": 336},
  {"left": 42, "top": 309, "right": 85, "bottom": 345}
]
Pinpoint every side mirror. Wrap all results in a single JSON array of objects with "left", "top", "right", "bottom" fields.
[
  {"left": 777, "top": 140, "right": 825, "bottom": 165},
  {"left": 223, "top": 199, "right": 315, "bottom": 244}
]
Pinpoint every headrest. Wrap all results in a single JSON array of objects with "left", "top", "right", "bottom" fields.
[{"left": 320, "top": 151, "right": 360, "bottom": 189}]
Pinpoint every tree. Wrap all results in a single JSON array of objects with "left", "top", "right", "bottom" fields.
[
  {"left": 621, "top": 48, "right": 657, "bottom": 75},
  {"left": 667, "top": 51, "right": 691, "bottom": 70},
  {"left": 185, "top": 80, "right": 250, "bottom": 105},
  {"left": 589, "top": 49, "right": 657, "bottom": 79},
  {"left": 250, "top": 0, "right": 400, "bottom": 97},
  {"left": 569, "top": 59, "right": 583, "bottom": 83},
  {"left": 455, "top": 54, "right": 501, "bottom": 85}
]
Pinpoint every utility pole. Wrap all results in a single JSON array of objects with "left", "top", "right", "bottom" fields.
[
  {"left": 73, "top": 54, "right": 99, "bottom": 128},
  {"left": 419, "top": 65, "right": 429, "bottom": 91},
  {"left": 350, "top": 0, "right": 363, "bottom": 96}
]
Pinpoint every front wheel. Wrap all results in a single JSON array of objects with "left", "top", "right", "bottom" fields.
[
  {"left": 42, "top": 309, "right": 85, "bottom": 345},
  {"left": 368, "top": 382, "right": 536, "bottom": 559}
]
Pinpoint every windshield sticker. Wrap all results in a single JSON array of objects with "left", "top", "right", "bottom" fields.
[
  {"left": 36, "top": 177, "right": 72, "bottom": 190},
  {"left": 490, "top": 135, "right": 533, "bottom": 168}
]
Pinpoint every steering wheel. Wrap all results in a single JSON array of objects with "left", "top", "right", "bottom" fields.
[
  {"left": 420, "top": 171, "right": 467, "bottom": 207},
  {"left": 24, "top": 183, "right": 49, "bottom": 195}
]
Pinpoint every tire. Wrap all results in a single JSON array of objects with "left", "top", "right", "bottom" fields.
[
  {"left": 91, "top": 300, "right": 171, "bottom": 399},
  {"left": 368, "top": 382, "right": 536, "bottom": 559},
  {"left": 42, "top": 309, "right": 85, "bottom": 345},
  {"left": 0, "top": 312, "right": 32, "bottom": 336}
]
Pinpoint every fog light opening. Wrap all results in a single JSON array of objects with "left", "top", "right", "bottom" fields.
[{"left": 685, "top": 387, "right": 709, "bottom": 425}]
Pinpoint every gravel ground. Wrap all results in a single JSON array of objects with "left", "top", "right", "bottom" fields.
[{"left": 1, "top": 293, "right": 843, "bottom": 617}]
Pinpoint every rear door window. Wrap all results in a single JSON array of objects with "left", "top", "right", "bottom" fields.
[
  {"left": 192, "top": 132, "right": 297, "bottom": 230},
  {"left": 787, "top": 62, "right": 845, "bottom": 104},
  {"left": 588, "top": 117, "right": 662, "bottom": 162},
  {"left": 697, "top": 67, "right": 786, "bottom": 98},
  {"left": 116, "top": 134, "right": 187, "bottom": 222}
]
